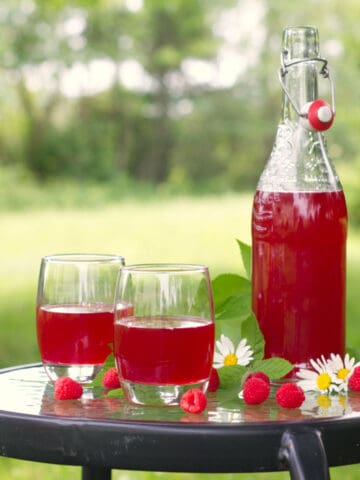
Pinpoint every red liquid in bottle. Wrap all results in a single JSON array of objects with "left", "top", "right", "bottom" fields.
[
  {"left": 252, "top": 190, "right": 347, "bottom": 369},
  {"left": 114, "top": 316, "right": 215, "bottom": 385}
]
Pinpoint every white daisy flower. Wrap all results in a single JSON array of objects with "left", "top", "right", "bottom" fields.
[
  {"left": 326, "top": 353, "right": 360, "bottom": 391},
  {"left": 213, "top": 334, "right": 253, "bottom": 369},
  {"left": 296, "top": 356, "right": 339, "bottom": 393}
]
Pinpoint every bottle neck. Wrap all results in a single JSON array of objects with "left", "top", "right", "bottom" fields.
[
  {"left": 282, "top": 61, "right": 318, "bottom": 122},
  {"left": 281, "top": 26, "right": 320, "bottom": 122},
  {"left": 256, "top": 27, "right": 342, "bottom": 193}
]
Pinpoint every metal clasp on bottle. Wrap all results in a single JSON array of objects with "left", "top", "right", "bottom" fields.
[{"left": 278, "top": 52, "right": 336, "bottom": 131}]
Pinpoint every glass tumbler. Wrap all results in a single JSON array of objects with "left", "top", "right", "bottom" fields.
[
  {"left": 36, "top": 254, "right": 125, "bottom": 383},
  {"left": 114, "top": 264, "right": 215, "bottom": 406}
]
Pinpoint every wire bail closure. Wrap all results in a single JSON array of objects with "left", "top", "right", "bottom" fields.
[{"left": 278, "top": 53, "right": 336, "bottom": 131}]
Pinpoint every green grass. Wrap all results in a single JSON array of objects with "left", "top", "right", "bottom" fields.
[
  {"left": 0, "top": 192, "right": 360, "bottom": 479},
  {"left": 1, "top": 192, "right": 360, "bottom": 366},
  {"left": 0, "top": 193, "right": 254, "bottom": 367},
  {"left": 0, "top": 460, "right": 360, "bottom": 480}
]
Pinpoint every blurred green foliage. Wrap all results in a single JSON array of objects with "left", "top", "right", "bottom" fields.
[{"left": 0, "top": 0, "right": 359, "bottom": 219}]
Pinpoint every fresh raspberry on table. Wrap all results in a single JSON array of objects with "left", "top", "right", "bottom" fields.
[
  {"left": 180, "top": 389, "right": 207, "bottom": 414},
  {"left": 102, "top": 367, "right": 121, "bottom": 389},
  {"left": 245, "top": 371, "right": 270, "bottom": 385},
  {"left": 54, "top": 377, "right": 83, "bottom": 400},
  {"left": 242, "top": 377, "right": 270, "bottom": 405},
  {"left": 276, "top": 382, "right": 305, "bottom": 408},
  {"left": 208, "top": 368, "right": 220, "bottom": 392},
  {"left": 348, "top": 367, "right": 360, "bottom": 392}
]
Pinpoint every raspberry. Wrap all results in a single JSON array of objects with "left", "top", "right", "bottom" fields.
[
  {"left": 102, "top": 367, "right": 121, "bottom": 389},
  {"left": 276, "top": 383, "right": 305, "bottom": 408},
  {"left": 208, "top": 368, "right": 220, "bottom": 392},
  {"left": 54, "top": 377, "right": 83, "bottom": 400},
  {"left": 245, "top": 371, "right": 270, "bottom": 385},
  {"left": 348, "top": 367, "right": 360, "bottom": 392},
  {"left": 243, "top": 378, "right": 270, "bottom": 405},
  {"left": 180, "top": 389, "right": 207, "bottom": 414}
]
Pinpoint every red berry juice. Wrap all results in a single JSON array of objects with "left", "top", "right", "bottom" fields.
[
  {"left": 252, "top": 190, "right": 347, "bottom": 369},
  {"left": 114, "top": 316, "right": 215, "bottom": 385},
  {"left": 37, "top": 303, "right": 122, "bottom": 365}
]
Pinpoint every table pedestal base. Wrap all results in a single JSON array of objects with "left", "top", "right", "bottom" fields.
[{"left": 279, "top": 429, "right": 330, "bottom": 480}]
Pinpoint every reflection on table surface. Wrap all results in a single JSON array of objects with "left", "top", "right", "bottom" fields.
[{"left": 1, "top": 364, "right": 360, "bottom": 425}]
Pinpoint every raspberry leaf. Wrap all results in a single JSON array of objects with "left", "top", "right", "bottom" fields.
[
  {"left": 215, "top": 293, "right": 251, "bottom": 322},
  {"left": 212, "top": 267, "right": 252, "bottom": 345},
  {"left": 217, "top": 365, "right": 246, "bottom": 389},
  {"left": 216, "top": 386, "right": 243, "bottom": 406},
  {"left": 241, "top": 313, "right": 264, "bottom": 361},
  {"left": 105, "top": 388, "right": 124, "bottom": 398},
  {"left": 236, "top": 239, "right": 251, "bottom": 280},
  {"left": 250, "top": 357, "right": 293, "bottom": 380},
  {"left": 212, "top": 273, "right": 251, "bottom": 308}
]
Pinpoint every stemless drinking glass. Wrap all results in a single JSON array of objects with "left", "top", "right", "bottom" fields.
[
  {"left": 36, "top": 254, "right": 125, "bottom": 383},
  {"left": 114, "top": 264, "right": 215, "bottom": 406}
]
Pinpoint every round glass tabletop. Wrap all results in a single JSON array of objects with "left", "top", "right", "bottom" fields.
[
  {"left": 0, "top": 363, "right": 359, "bottom": 423},
  {"left": 0, "top": 363, "right": 359, "bottom": 477}
]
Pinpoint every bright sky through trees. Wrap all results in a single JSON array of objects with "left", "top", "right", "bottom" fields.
[{"left": 22, "top": 0, "right": 266, "bottom": 98}]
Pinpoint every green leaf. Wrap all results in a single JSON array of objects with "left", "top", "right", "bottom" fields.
[
  {"left": 250, "top": 357, "right": 294, "bottom": 380},
  {"left": 241, "top": 313, "right": 264, "bottom": 361},
  {"left": 105, "top": 388, "right": 124, "bottom": 398},
  {"left": 214, "top": 293, "right": 252, "bottom": 343},
  {"left": 215, "top": 387, "right": 242, "bottom": 406},
  {"left": 215, "top": 317, "right": 245, "bottom": 343},
  {"left": 236, "top": 239, "right": 252, "bottom": 280},
  {"left": 212, "top": 273, "right": 251, "bottom": 309},
  {"left": 217, "top": 365, "right": 247, "bottom": 390},
  {"left": 215, "top": 293, "right": 251, "bottom": 321}
]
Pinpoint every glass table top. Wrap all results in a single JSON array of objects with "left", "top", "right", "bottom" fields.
[{"left": 1, "top": 364, "right": 360, "bottom": 425}]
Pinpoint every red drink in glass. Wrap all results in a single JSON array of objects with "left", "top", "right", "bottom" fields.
[
  {"left": 252, "top": 190, "right": 347, "bottom": 369},
  {"left": 36, "top": 253, "right": 125, "bottom": 383},
  {"left": 115, "top": 263, "right": 215, "bottom": 405},
  {"left": 37, "top": 304, "right": 114, "bottom": 365},
  {"left": 114, "top": 316, "right": 215, "bottom": 385}
]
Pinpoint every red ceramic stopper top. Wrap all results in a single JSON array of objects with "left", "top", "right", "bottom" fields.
[{"left": 306, "top": 99, "right": 334, "bottom": 131}]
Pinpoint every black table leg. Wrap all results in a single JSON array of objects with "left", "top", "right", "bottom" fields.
[
  {"left": 279, "top": 429, "right": 330, "bottom": 480},
  {"left": 82, "top": 466, "right": 112, "bottom": 480}
]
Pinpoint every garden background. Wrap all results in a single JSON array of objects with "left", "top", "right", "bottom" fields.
[{"left": 1, "top": 0, "right": 360, "bottom": 478}]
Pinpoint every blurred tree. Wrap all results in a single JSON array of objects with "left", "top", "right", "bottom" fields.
[
  {"left": 0, "top": 0, "right": 219, "bottom": 182},
  {"left": 0, "top": 0, "right": 359, "bottom": 225},
  {"left": 126, "top": 0, "right": 217, "bottom": 182},
  {"left": 0, "top": 1, "right": 92, "bottom": 176},
  {"left": 77, "top": 0, "right": 219, "bottom": 182}
]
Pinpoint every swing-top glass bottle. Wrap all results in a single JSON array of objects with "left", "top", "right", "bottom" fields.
[{"left": 251, "top": 26, "right": 347, "bottom": 373}]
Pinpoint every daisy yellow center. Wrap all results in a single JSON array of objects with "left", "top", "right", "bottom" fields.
[
  {"left": 316, "top": 373, "right": 331, "bottom": 391},
  {"left": 317, "top": 394, "right": 331, "bottom": 409},
  {"left": 224, "top": 353, "right": 237, "bottom": 366},
  {"left": 337, "top": 368, "right": 349, "bottom": 381}
]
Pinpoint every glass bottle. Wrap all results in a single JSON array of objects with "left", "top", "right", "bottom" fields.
[{"left": 251, "top": 26, "right": 347, "bottom": 373}]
